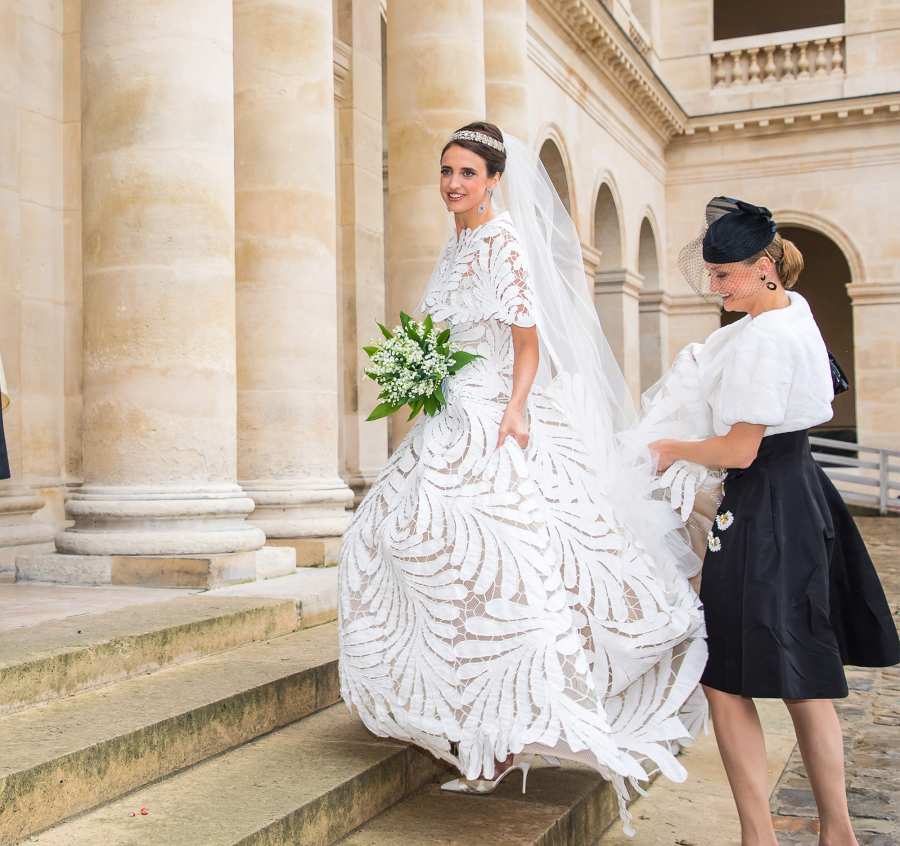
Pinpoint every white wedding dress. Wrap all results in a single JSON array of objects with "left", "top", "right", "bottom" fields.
[{"left": 339, "top": 211, "right": 707, "bottom": 831}]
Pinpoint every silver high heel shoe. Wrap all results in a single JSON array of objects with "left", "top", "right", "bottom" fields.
[{"left": 440, "top": 760, "right": 532, "bottom": 795}]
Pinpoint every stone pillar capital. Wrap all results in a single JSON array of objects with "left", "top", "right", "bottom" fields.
[
  {"left": 595, "top": 268, "right": 644, "bottom": 299},
  {"left": 846, "top": 281, "right": 900, "bottom": 306},
  {"left": 581, "top": 243, "right": 602, "bottom": 276}
]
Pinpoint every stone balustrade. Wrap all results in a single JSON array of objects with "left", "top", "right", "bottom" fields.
[{"left": 710, "top": 27, "right": 846, "bottom": 89}]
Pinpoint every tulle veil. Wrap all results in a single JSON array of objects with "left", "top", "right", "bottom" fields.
[{"left": 493, "top": 134, "right": 700, "bottom": 584}]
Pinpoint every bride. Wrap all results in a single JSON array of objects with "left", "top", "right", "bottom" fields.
[{"left": 338, "top": 122, "right": 707, "bottom": 832}]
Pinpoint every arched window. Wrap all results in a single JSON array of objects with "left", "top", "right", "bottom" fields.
[
  {"left": 539, "top": 139, "right": 572, "bottom": 216},
  {"left": 593, "top": 184, "right": 622, "bottom": 271}
]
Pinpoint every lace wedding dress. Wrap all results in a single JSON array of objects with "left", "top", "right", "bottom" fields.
[{"left": 339, "top": 211, "right": 707, "bottom": 832}]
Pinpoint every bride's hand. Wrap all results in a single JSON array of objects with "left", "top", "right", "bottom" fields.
[
  {"left": 497, "top": 406, "right": 529, "bottom": 450},
  {"left": 649, "top": 439, "right": 679, "bottom": 473}
]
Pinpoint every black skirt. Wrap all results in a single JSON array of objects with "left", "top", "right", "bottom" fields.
[
  {"left": 0, "top": 403, "right": 9, "bottom": 480},
  {"left": 700, "top": 430, "right": 899, "bottom": 699}
]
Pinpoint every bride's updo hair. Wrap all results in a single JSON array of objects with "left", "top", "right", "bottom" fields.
[{"left": 441, "top": 121, "right": 506, "bottom": 177}]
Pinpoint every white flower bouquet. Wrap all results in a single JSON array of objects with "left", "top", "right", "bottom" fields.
[{"left": 363, "top": 312, "right": 480, "bottom": 421}]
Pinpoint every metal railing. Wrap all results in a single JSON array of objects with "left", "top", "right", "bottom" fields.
[{"left": 810, "top": 435, "right": 900, "bottom": 515}]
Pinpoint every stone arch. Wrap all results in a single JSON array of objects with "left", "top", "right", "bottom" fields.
[
  {"left": 536, "top": 128, "right": 574, "bottom": 219},
  {"left": 772, "top": 209, "right": 865, "bottom": 283},
  {"left": 636, "top": 212, "right": 660, "bottom": 290},
  {"left": 592, "top": 177, "right": 624, "bottom": 272},
  {"left": 637, "top": 213, "right": 663, "bottom": 391}
]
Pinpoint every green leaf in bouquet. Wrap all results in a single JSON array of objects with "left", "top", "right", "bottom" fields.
[
  {"left": 449, "top": 350, "right": 482, "bottom": 372},
  {"left": 436, "top": 327, "right": 451, "bottom": 345},
  {"left": 376, "top": 322, "right": 393, "bottom": 340},
  {"left": 423, "top": 314, "right": 433, "bottom": 334},
  {"left": 423, "top": 395, "right": 438, "bottom": 416},
  {"left": 434, "top": 385, "right": 446, "bottom": 408},
  {"left": 407, "top": 397, "right": 424, "bottom": 421},
  {"left": 366, "top": 401, "right": 400, "bottom": 422},
  {"left": 399, "top": 311, "right": 412, "bottom": 331},
  {"left": 362, "top": 345, "right": 380, "bottom": 357}
]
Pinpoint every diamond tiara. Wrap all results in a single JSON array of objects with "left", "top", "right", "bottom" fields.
[{"left": 449, "top": 129, "right": 506, "bottom": 154}]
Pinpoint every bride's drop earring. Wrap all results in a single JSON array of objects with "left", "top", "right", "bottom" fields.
[{"left": 479, "top": 188, "right": 493, "bottom": 216}]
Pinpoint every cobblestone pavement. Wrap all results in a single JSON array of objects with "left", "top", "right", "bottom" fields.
[{"left": 770, "top": 517, "right": 900, "bottom": 846}]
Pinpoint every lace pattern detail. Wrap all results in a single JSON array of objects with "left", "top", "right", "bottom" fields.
[{"left": 419, "top": 214, "right": 536, "bottom": 329}]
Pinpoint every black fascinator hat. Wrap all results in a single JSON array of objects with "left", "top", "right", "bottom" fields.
[
  {"left": 702, "top": 197, "right": 777, "bottom": 263},
  {"left": 678, "top": 196, "right": 780, "bottom": 298}
]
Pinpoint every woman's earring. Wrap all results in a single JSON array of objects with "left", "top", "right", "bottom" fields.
[
  {"left": 766, "top": 280, "right": 777, "bottom": 291},
  {"left": 478, "top": 188, "right": 493, "bottom": 216}
]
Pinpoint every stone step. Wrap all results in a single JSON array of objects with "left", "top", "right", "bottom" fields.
[
  {"left": 336, "top": 764, "right": 620, "bottom": 846},
  {"left": 16, "top": 551, "right": 260, "bottom": 589},
  {"left": 206, "top": 565, "right": 338, "bottom": 629},
  {"left": 23, "top": 705, "right": 442, "bottom": 846},
  {"left": 0, "top": 595, "right": 299, "bottom": 716},
  {"left": 0, "top": 623, "right": 339, "bottom": 844}
]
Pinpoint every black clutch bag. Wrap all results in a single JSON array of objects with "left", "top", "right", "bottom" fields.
[{"left": 828, "top": 352, "right": 849, "bottom": 396}]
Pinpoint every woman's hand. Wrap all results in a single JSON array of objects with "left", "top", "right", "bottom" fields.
[
  {"left": 649, "top": 439, "right": 681, "bottom": 473},
  {"left": 497, "top": 405, "right": 529, "bottom": 449}
]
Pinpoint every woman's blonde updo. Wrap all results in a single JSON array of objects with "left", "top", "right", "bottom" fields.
[{"left": 746, "top": 232, "right": 804, "bottom": 289}]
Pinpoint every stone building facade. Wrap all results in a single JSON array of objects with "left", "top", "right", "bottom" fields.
[{"left": 1, "top": 0, "right": 898, "bottom": 579}]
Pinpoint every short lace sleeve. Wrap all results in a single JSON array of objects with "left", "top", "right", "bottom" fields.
[
  {"left": 719, "top": 326, "right": 793, "bottom": 429},
  {"left": 488, "top": 226, "right": 535, "bottom": 327}
]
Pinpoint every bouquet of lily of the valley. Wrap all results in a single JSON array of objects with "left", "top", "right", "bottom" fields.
[{"left": 363, "top": 312, "right": 481, "bottom": 421}]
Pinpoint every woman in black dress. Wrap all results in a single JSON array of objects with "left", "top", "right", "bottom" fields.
[{"left": 650, "top": 198, "right": 899, "bottom": 846}]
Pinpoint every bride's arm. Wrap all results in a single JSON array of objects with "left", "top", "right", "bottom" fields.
[
  {"left": 650, "top": 422, "right": 765, "bottom": 472},
  {"left": 497, "top": 325, "right": 539, "bottom": 449}
]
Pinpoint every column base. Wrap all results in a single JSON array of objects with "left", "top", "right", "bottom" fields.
[
  {"left": 265, "top": 536, "right": 342, "bottom": 567},
  {"left": 0, "top": 486, "right": 57, "bottom": 580},
  {"left": 256, "top": 545, "right": 297, "bottom": 579},
  {"left": 15, "top": 550, "right": 258, "bottom": 589},
  {"left": 345, "top": 472, "right": 379, "bottom": 506},
  {"left": 55, "top": 484, "right": 266, "bottom": 556},
  {"left": 241, "top": 477, "right": 353, "bottom": 540}
]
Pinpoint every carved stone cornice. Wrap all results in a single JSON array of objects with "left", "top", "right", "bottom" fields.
[
  {"left": 683, "top": 92, "right": 900, "bottom": 139},
  {"left": 538, "top": 0, "right": 686, "bottom": 141}
]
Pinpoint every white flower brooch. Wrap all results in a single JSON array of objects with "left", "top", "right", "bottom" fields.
[
  {"left": 707, "top": 530, "right": 722, "bottom": 552},
  {"left": 715, "top": 510, "right": 734, "bottom": 531}
]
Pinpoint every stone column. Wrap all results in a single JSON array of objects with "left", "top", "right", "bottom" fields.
[
  {"left": 484, "top": 0, "right": 529, "bottom": 142},
  {"left": 593, "top": 266, "right": 643, "bottom": 402},
  {"left": 234, "top": 0, "right": 353, "bottom": 563},
  {"left": 847, "top": 283, "right": 900, "bottom": 448},
  {"left": 639, "top": 291, "right": 670, "bottom": 392},
  {"left": 54, "top": 0, "right": 264, "bottom": 565},
  {"left": 0, "top": 3, "right": 55, "bottom": 578},
  {"left": 665, "top": 294, "right": 721, "bottom": 365},
  {"left": 337, "top": 0, "right": 388, "bottom": 503},
  {"left": 387, "top": 0, "right": 485, "bottom": 446}
]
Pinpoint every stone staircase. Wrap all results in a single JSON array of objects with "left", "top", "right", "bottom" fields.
[{"left": 1, "top": 590, "right": 622, "bottom": 845}]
